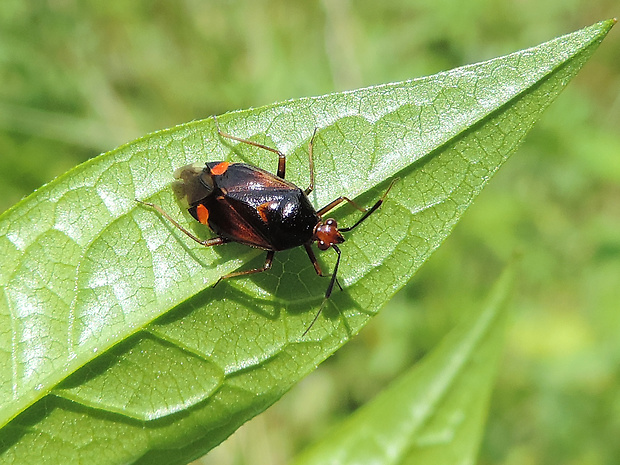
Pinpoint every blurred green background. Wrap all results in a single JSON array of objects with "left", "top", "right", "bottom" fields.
[{"left": 1, "top": 1, "right": 618, "bottom": 464}]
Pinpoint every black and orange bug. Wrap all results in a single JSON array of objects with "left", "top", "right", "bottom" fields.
[{"left": 137, "top": 116, "right": 395, "bottom": 333}]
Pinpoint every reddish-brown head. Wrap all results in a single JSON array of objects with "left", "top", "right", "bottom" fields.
[{"left": 313, "top": 218, "right": 345, "bottom": 251}]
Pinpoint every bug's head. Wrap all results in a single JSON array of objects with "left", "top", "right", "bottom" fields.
[
  {"left": 313, "top": 218, "right": 345, "bottom": 251},
  {"left": 173, "top": 163, "right": 215, "bottom": 207}
]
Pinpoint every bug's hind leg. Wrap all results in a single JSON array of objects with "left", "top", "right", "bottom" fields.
[
  {"left": 213, "top": 251, "right": 275, "bottom": 287},
  {"left": 212, "top": 116, "right": 287, "bottom": 179},
  {"left": 136, "top": 199, "right": 230, "bottom": 247}
]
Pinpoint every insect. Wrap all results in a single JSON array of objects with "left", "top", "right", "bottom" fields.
[{"left": 137, "top": 116, "right": 395, "bottom": 334}]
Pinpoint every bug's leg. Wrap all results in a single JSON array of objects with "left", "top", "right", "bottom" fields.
[
  {"left": 213, "top": 250, "right": 275, "bottom": 287},
  {"left": 136, "top": 199, "right": 230, "bottom": 247},
  {"left": 212, "top": 116, "right": 287, "bottom": 179},
  {"left": 317, "top": 179, "right": 398, "bottom": 218},
  {"left": 304, "top": 243, "right": 342, "bottom": 290},
  {"left": 302, "top": 245, "right": 342, "bottom": 336},
  {"left": 316, "top": 178, "right": 398, "bottom": 230},
  {"left": 304, "top": 243, "right": 323, "bottom": 276},
  {"left": 316, "top": 195, "right": 367, "bottom": 217},
  {"left": 304, "top": 128, "right": 318, "bottom": 195},
  {"left": 339, "top": 178, "right": 397, "bottom": 232}
]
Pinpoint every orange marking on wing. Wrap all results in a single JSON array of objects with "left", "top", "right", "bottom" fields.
[
  {"left": 196, "top": 204, "right": 210, "bottom": 225},
  {"left": 257, "top": 202, "right": 272, "bottom": 223},
  {"left": 211, "top": 162, "right": 230, "bottom": 175}
]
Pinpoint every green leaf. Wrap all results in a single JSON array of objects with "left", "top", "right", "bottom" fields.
[
  {"left": 292, "top": 266, "right": 514, "bottom": 465},
  {"left": 0, "top": 19, "right": 613, "bottom": 465}
]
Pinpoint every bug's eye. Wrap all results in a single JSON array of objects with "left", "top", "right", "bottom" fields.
[{"left": 317, "top": 240, "right": 330, "bottom": 251}]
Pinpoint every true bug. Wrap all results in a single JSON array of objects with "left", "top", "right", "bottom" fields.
[{"left": 137, "top": 116, "right": 395, "bottom": 333}]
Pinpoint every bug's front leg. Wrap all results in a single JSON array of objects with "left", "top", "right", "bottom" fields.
[{"left": 304, "top": 243, "right": 343, "bottom": 290}]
